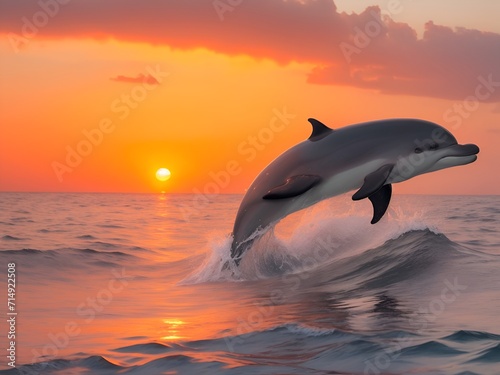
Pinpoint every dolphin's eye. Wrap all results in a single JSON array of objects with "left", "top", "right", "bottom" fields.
[
  {"left": 429, "top": 143, "right": 439, "bottom": 150},
  {"left": 414, "top": 147, "right": 423, "bottom": 154}
]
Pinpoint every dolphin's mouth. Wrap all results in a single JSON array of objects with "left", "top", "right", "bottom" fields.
[
  {"left": 427, "top": 143, "right": 479, "bottom": 173},
  {"left": 439, "top": 143, "right": 479, "bottom": 164}
]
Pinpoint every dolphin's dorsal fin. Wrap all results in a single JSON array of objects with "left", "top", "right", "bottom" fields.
[
  {"left": 263, "top": 175, "right": 321, "bottom": 199},
  {"left": 308, "top": 118, "right": 333, "bottom": 142}
]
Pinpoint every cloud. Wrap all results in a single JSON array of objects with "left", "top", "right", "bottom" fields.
[
  {"left": 2, "top": 0, "right": 500, "bottom": 101},
  {"left": 308, "top": 18, "right": 500, "bottom": 101},
  {"left": 110, "top": 74, "right": 159, "bottom": 85}
]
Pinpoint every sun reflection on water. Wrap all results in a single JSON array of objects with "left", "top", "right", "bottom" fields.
[{"left": 161, "top": 318, "right": 185, "bottom": 340}]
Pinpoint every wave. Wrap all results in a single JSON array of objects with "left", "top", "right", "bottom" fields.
[
  {"left": 467, "top": 343, "right": 500, "bottom": 363},
  {"left": 76, "top": 234, "right": 97, "bottom": 239},
  {"left": 0, "top": 248, "right": 47, "bottom": 255},
  {"left": 182, "top": 212, "right": 469, "bottom": 285},
  {"left": 112, "top": 342, "right": 173, "bottom": 354},
  {"left": 0, "top": 247, "right": 133, "bottom": 257},
  {"left": 400, "top": 340, "right": 466, "bottom": 356},
  {"left": 8, "top": 327, "right": 500, "bottom": 375},
  {"left": 97, "top": 224, "right": 126, "bottom": 229},
  {"left": 278, "top": 323, "right": 338, "bottom": 337},
  {"left": 91, "top": 241, "right": 120, "bottom": 249},
  {"left": 443, "top": 330, "right": 500, "bottom": 343},
  {"left": 325, "top": 229, "right": 463, "bottom": 291},
  {"left": 7, "top": 356, "right": 123, "bottom": 375},
  {"left": 1, "top": 235, "right": 25, "bottom": 241},
  {"left": 37, "top": 228, "right": 67, "bottom": 233},
  {"left": 10, "top": 217, "right": 34, "bottom": 223},
  {"left": 0, "top": 248, "right": 138, "bottom": 272}
]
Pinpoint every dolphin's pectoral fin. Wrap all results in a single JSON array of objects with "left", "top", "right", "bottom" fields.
[
  {"left": 352, "top": 164, "right": 394, "bottom": 200},
  {"left": 368, "top": 184, "right": 392, "bottom": 224},
  {"left": 352, "top": 164, "right": 394, "bottom": 224},
  {"left": 308, "top": 118, "right": 334, "bottom": 142},
  {"left": 263, "top": 175, "right": 322, "bottom": 199}
]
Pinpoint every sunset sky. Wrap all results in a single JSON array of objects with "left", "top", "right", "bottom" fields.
[{"left": 0, "top": 0, "right": 499, "bottom": 194}]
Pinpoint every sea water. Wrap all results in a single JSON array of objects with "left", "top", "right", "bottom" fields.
[{"left": 0, "top": 193, "right": 499, "bottom": 374}]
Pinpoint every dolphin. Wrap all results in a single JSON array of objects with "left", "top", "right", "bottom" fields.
[{"left": 230, "top": 118, "right": 479, "bottom": 264}]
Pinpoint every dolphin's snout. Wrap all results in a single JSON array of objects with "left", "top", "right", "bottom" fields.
[
  {"left": 461, "top": 144, "right": 480, "bottom": 155},
  {"left": 446, "top": 143, "right": 480, "bottom": 157}
]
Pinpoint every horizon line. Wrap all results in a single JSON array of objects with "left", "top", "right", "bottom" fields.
[{"left": 0, "top": 191, "right": 498, "bottom": 197}]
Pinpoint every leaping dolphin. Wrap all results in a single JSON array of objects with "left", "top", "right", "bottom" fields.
[{"left": 230, "top": 118, "right": 479, "bottom": 264}]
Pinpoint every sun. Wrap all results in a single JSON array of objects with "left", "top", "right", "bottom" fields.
[{"left": 156, "top": 168, "right": 171, "bottom": 182}]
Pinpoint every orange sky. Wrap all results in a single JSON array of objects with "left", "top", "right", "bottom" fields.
[{"left": 0, "top": 0, "right": 499, "bottom": 194}]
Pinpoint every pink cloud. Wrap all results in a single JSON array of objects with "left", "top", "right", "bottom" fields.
[
  {"left": 2, "top": 0, "right": 499, "bottom": 101},
  {"left": 309, "top": 18, "right": 500, "bottom": 101}
]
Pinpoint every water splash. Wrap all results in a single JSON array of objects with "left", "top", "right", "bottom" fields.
[{"left": 182, "top": 198, "right": 443, "bottom": 284}]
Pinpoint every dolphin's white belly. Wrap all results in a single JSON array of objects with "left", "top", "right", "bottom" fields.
[{"left": 285, "top": 159, "right": 386, "bottom": 216}]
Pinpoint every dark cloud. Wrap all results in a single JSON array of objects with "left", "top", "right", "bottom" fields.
[{"left": 1, "top": 0, "right": 499, "bottom": 101}]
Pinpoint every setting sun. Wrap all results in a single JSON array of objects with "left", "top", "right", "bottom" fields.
[{"left": 156, "top": 168, "right": 171, "bottom": 182}]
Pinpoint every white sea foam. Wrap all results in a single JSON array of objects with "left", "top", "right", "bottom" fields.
[{"left": 181, "top": 195, "right": 442, "bottom": 284}]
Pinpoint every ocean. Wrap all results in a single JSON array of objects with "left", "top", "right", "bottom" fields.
[{"left": 0, "top": 192, "right": 499, "bottom": 375}]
